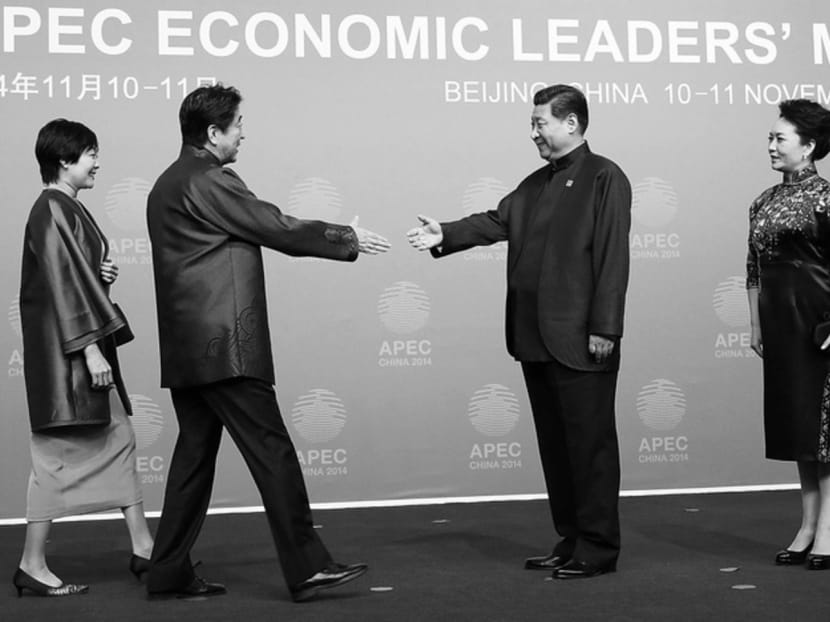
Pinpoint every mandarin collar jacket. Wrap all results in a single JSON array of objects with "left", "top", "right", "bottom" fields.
[
  {"left": 147, "top": 145, "right": 359, "bottom": 388},
  {"left": 432, "top": 143, "right": 631, "bottom": 371}
]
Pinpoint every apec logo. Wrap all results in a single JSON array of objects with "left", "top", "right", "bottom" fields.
[
  {"left": 292, "top": 389, "right": 349, "bottom": 478},
  {"left": 636, "top": 378, "right": 689, "bottom": 465},
  {"left": 462, "top": 177, "right": 508, "bottom": 261},
  {"left": 286, "top": 177, "right": 343, "bottom": 221},
  {"left": 129, "top": 394, "right": 165, "bottom": 450},
  {"left": 713, "top": 276, "right": 753, "bottom": 359},
  {"left": 104, "top": 178, "right": 153, "bottom": 266},
  {"left": 378, "top": 281, "right": 430, "bottom": 334},
  {"left": 468, "top": 383, "right": 520, "bottom": 437},
  {"left": 8, "top": 295, "right": 21, "bottom": 339},
  {"left": 7, "top": 295, "right": 23, "bottom": 377},
  {"left": 462, "top": 177, "right": 509, "bottom": 216},
  {"left": 632, "top": 177, "right": 678, "bottom": 228},
  {"left": 378, "top": 281, "right": 433, "bottom": 368},
  {"left": 129, "top": 394, "right": 166, "bottom": 484},
  {"left": 630, "top": 177, "right": 680, "bottom": 261},
  {"left": 291, "top": 389, "right": 347, "bottom": 444},
  {"left": 713, "top": 276, "right": 750, "bottom": 327},
  {"left": 468, "top": 384, "right": 522, "bottom": 471},
  {"left": 105, "top": 178, "right": 152, "bottom": 231},
  {"left": 637, "top": 379, "right": 686, "bottom": 431}
]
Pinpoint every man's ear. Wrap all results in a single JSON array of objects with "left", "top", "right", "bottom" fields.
[
  {"left": 206, "top": 124, "right": 219, "bottom": 146},
  {"left": 566, "top": 113, "right": 579, "bottom": 135}
]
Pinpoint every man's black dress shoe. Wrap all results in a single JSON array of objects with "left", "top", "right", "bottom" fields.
[
  {"left": 774, "top": 543, "right": 812, "bottom": 565},
  {"left": 148, "top": 576, "right": 227, "bottom": 599},
  {"left": 290, "top": 562, "right": 368, "bottom": 602},
  {"left": 552, "top": 558, "right": 616, "bottom": 580},
  {"left": 807, "top": 553, "right": 830, "bottom": 570},
  {"left": 524, "top": 552, "right": 571, "bottom": 571}
]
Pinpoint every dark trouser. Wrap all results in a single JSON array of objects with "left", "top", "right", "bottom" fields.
[
  {"left": 522, "top": 360, "right": 621, "bottom": 567},
  {"left": 147, "top": 377, "right": 331, "bottom": 592}
]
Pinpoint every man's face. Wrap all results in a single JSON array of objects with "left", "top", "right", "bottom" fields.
[
  {"left": 530, "top": 104, "right": 576, "bottom": 161},
  {"left": 212, "top": 108, "right": 245, "bottom": 164}
]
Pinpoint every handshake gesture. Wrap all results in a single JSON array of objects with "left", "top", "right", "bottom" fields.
[
  {"left": 406, "top": 215, "right": 443, "bottom": 251},
  {"left": 347, "top": 214, "right": 445, "bottom": 255},
  {"left": 349, "top": 214, "right": 444, "bottom": 255}
]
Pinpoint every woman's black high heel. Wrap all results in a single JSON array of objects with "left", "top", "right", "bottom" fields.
[
  {"left": 12, "top": 568, "right": 88, "bottom": 597},
  {"left": 807, "top": 553, "right": 830, "bottom": 570},
  {"left": 129, "top": 555, "right": 151, "bottom": 581},
  {"left": 775, "top": 541, "right": 813, "bottom": 565}
]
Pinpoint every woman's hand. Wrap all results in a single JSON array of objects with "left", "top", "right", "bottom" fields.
[
  {"left": 750, "top": 326, "right": 763, "bottom": 358},
  {"left": 84, "top": 343, "right": 113, "bottom": 389},
  {"left": 100, "top": 258, "right": 118, "bottom": 284}
]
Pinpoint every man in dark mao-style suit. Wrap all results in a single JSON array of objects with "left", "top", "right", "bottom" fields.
[
  {"left": 408, "top": 84, "right": 631, "bottom": 579},
  {"left": 146, "top": 84, "right": 389, "bottom": 601}
]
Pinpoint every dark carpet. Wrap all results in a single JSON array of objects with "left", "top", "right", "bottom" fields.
[{"left": 1, "top": 491, "right": 828, "bottom": 622}]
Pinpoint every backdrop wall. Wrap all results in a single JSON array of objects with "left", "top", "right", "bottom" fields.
[{"left": 1, "top": 0, "right": 828, "bottom": 519}]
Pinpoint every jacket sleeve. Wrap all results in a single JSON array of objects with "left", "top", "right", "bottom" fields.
[
  {"left": 193, "top": 167, "right": 358, "bottom": 261},
  {"left": 588, "top": 165, "right": 631, "bottom": 337},
  {"left": 746, "top": 195, "right": 765, "bottom": 289},
  {"left": 26, "top": 199, "right": 127, "bottom": 354},
  {"left": 431, "top": 192, "right": 512, "bottom": 258}
]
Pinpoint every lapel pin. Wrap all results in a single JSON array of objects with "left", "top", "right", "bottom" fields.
[{"left": 565, "top": 180, "right": 574, "bottom": 187}]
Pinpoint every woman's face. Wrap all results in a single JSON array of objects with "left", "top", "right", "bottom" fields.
[
  {"left": 768, "top": 118, "right": 814, "bottom": 173},
  {"left": 61, "top": 147, "right": 99, "bottom": 191}
]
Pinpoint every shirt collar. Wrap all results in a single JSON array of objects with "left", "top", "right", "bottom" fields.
[{"left": 549, "top": 141, "right": 589, "bottom": 173}]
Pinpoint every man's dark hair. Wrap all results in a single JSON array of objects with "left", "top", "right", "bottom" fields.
[
  {"left": 533, "top": 84, "right": 589, "bottom": 134},
  {"left": 779, "top": 99, "right": 830, "bottom": 161},
  {"left": 35, "top": 119, "right": 98, "bottom": 184},
  {"left": 179, "top": 84, "right": 243, "bottom": 147}
]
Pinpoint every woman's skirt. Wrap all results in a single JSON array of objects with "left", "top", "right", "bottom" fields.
[{"left": 26, "top": 389, "right": 142, "bottom": 521}]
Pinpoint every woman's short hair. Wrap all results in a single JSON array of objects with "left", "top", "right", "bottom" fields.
[
  {"left": 533, "top": 84, "right": 589, "bottom": 134},
  {"left": 35, "top": 119, "right": 98, "bottom": 184},
  {"left": 779, "top": 99, "right": 830, "bottom": 161},
  {"left": 179, "top": 84, "right": 242, "bottom": 147}
]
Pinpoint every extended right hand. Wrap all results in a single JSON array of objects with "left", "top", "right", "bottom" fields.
[
  {"left": 84, "top": 343, "right": 113, "bottom": 389},
  {"left": 406, "top": 215, "right": 443, "bottom": 251},
  {"left": 350, "top": 216, "right": 391, "bottom": 255}
]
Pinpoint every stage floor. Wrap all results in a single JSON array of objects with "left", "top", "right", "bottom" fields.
[{"left": 1, "top": 491, "right": 828, "bottom": 621}]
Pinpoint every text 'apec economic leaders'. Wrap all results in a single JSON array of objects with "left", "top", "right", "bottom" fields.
[{"left": 2, "top": 7, "right": 830, "bottom": 64}]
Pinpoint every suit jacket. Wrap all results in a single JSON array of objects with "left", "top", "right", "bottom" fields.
[
  {"left": 20, "top": 189, "right": 133, "bottom": 431},
  {"left": 147, "top": 145, "right": 359, "bottom": 388},
  {"left": 433, "top": 143, "right": 631, "bottom": 371}
]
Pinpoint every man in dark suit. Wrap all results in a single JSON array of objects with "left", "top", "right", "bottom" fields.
[
  {"left": 408, "top": 84, "right": 631, "bottom": 579},
  {"left": 146, "top": 84, "right": 389, "bottom": 601}
]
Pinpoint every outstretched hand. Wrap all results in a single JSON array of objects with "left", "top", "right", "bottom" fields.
[
  {"left": 350, "top": 216, "right": 391, "bottom": 255},
  {"left": 406, "top": 215, "right": 443, "bottom": 251}
]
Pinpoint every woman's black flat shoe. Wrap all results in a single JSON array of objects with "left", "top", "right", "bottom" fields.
[
  {"left": 807, "top": 553, "right": 830, "bottom": 570},
  {"left": 12, "top": 568, "right": 88, "bottom": 597},
  {"left": 775, "top": 542, "right": 812, "bottom": 565},
  {"left": 129, "top": 555, "right": 151, "bottom": 581}
]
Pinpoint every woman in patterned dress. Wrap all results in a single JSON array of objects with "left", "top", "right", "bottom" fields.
[
  {"left": 747, "top": 99, "right": 830, "bottom": 569},
  {"left": 13, "top": 119, "right": 153, "bottom": 597}
]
